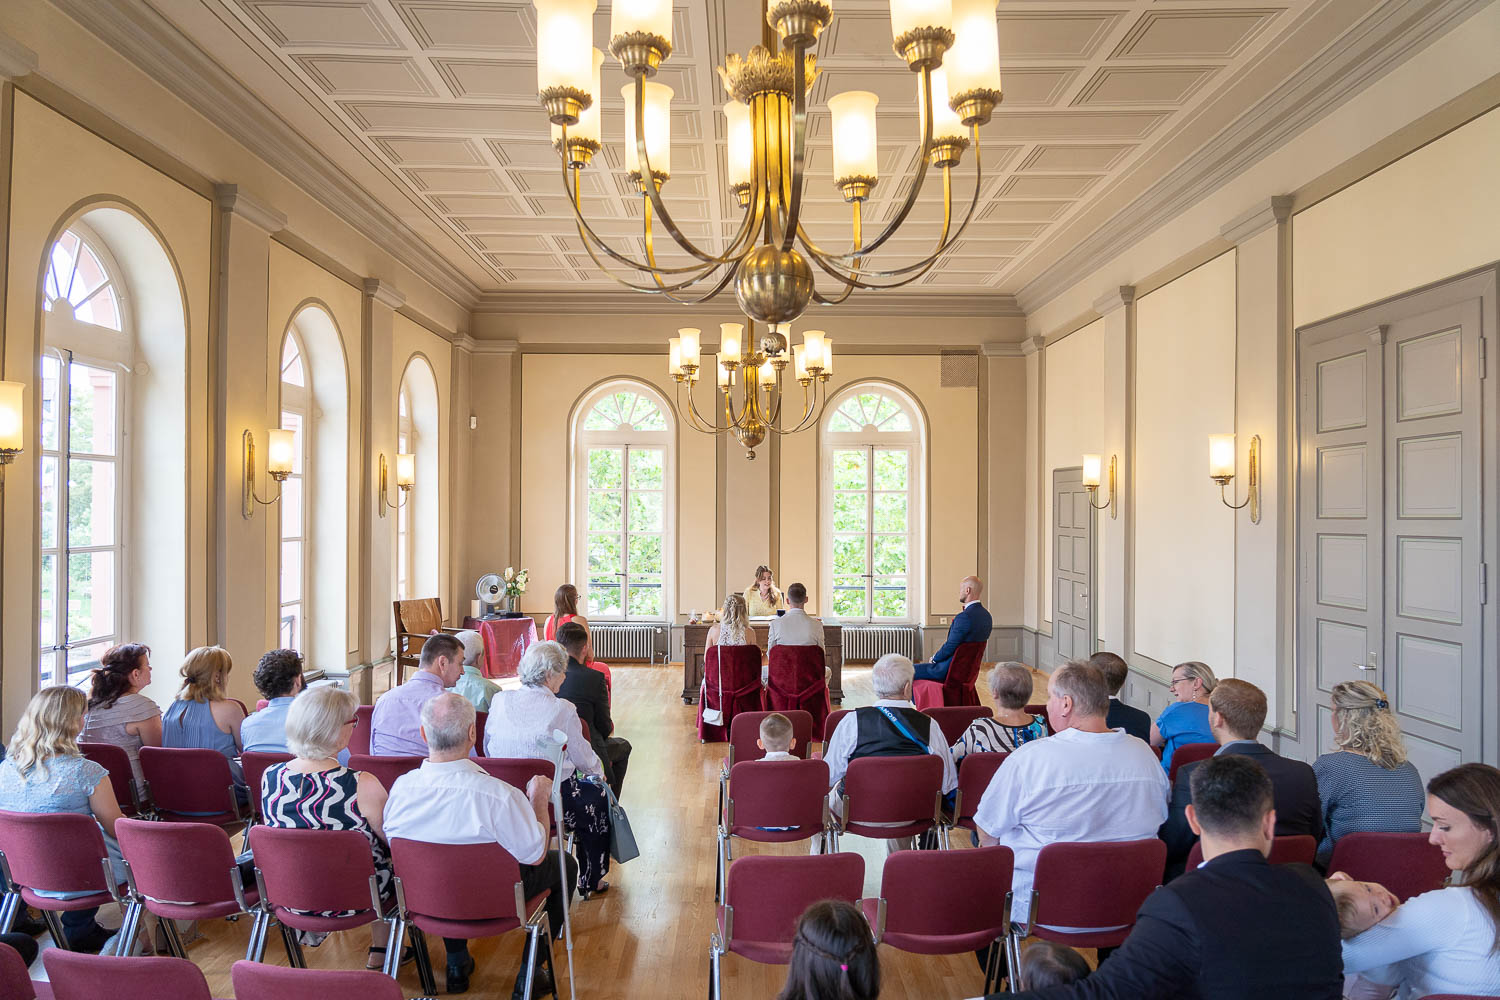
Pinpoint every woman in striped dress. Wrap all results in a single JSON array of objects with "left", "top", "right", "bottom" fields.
[
  {"left": 259, "top": 685, "right": 396, "bottom": 969},
  {"left": 951, "top": 662, "right": 1048, "bottom": 768}
]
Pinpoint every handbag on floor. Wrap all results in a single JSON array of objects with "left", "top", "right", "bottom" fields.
[
  {"left": 700, "top": 648, "right": 725, "bottom": 727},
  {"left": 606, "top": 785, "right": 640, "bottom": 864}
]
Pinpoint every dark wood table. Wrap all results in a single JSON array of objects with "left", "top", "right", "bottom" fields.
[{"left": 680, "top": 622, "right": 842, "bottom": 704}]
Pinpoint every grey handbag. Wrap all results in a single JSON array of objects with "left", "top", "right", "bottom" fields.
[{"left": 606, "top": 785, "right": 639, "bottom": 864}]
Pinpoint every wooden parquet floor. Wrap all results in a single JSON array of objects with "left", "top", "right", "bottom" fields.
[{"left": 27, "top": 663, "right": 1063, "bottom": 999}]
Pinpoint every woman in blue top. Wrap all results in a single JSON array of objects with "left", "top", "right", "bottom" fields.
[
  {"left": 162, "top": 646, "right": 248, "bottom": 799},
  {"left": 1151, "top": 660, "right": 1217, "bottom": 773}
]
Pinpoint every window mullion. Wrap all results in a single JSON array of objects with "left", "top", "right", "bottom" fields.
[{"left": 620, "top": 445, "right": 631, "bottom": 621}]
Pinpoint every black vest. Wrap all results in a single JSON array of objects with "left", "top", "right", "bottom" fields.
[{"left": 850, "top": 706, "right": 932, "bottom": 762}]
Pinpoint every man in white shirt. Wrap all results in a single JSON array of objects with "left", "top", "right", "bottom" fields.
[
  {"left": 767, "top": 582, "right": 825, "bottom": 650},
  {"left": 973, "top": 659, "right": 1169, "bottom": 927},
  {"left": 823, "top": 654, "right": 957, "bottom": 849},
  {"left": 383, "top": 693, "right": 575, "bottom": 997}
]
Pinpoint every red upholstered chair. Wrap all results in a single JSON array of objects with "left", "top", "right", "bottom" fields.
[
  {"left": 925, "top": 706, "right": 994, "bottom": 746},
  {"left": 860, "top": 845, "right": 1014, "bottom": 995},
  {"left": 1329, "top": 832, "right": 1450, "bottom": 902},
  {"left": 726, "top": 710, "right": 815, "bottom": 768},
  {"left": 766, "top": 645, "right": 830, "bottom": 733},
  {"left": 231, "top": 961, "right": 404, "bottom": 1000},
  {"left": 832, "top": 755, "right": 945, "bottom": 851},
  {"left": 114, "top": 818, "right": 260, "bottom": 959},
  {"left": 138, "top": 746, "right": 245, "bottom": 830},
  {"left": 1185, "top": 834, "right": 1318, "bottom": 872},
  {"left": 1023, "top": 704, "right": 1055, "bottom": 735},
  {"left": 0, "top": 810, "right": 128, "bottom": 953},
  {"left": 815, "top": 709, "right": 853, "bottom": 759},
  {"left": 43, "top": 949, "right": 222, "bottom": 1000},
  {"left": 240, "top": 751, "right": 294, "bottom": 823},
  {"left": 952, "top": 752, "right": 1009, "bottom": 838},
  {"left": 0, "top": 941, "right": 49, "bottom": 1000},
  {"left": 349, "top": 705, "right": 374, "bottom": 756},
  {"left": 79, "top": 741, "right": 146, "bottom": 817},
  {"left": 347, "top": 753, "right": 423, "bottom": 793},
  {"left": 1019, "top": 838, "right": 1167, "bottom": 951},
  {"left": 1167, "top": 741, "right": 1219, "bottom": 785},
  {"left": 473, "top": 758, "right": 566, "bottom": 846},
  {"left": 698, "top": 644, "right": 766, "bottom": 743},
  {"left": 718, "top": 758, "right": 831, "bottom": 900},
  {"left": 709, "top": 853, "right": 864, "bottom": 1000},
  {"left": 246, "top": 826, "right": 392, "bottom": 970},
  {"left": 389, "top": 838, "right": 554, "bottom": 998},
  {"left": 911, "top": 641, "right": 986, "bottom": 710},
  {"left": 474, "top": 710, "right": 488, "bottom": 750}
]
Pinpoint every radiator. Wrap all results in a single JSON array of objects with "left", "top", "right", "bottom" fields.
[
  {"left": 841, "top": 625, "right": 922, "bottom": 663},
  {"left": 589, "top": 624, "right": 668, "bottom": 663}
]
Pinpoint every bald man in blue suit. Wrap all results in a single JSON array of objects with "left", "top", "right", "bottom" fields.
[{"left": 913, "top": 575, "right": 992, "bottom": 681}]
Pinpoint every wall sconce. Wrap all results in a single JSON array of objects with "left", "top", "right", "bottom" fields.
[
  {"left": 1081, "top": 453, "right": 1117, "bottom": 519},
  {"left": 1209, "top": 433, "right": 1260, "bottom": 524},
  {"left": 379, "top": 452, "right": 415, "bottom": 517},
  {"left": 0, "top": 381, "right": 24, "bottom": 492},
  {"left": 242, "top": 428, "right": 294, "bottom": 518}
]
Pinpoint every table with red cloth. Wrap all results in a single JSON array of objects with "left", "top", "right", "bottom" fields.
[{"left": 461, "top": 616, "right": 538, "bottom": 680}]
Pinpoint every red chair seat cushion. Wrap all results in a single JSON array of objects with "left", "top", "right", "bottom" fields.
[
  {"left": 269, "top": 906, "right": 385, "bottom": 934},
  {"left": 1030, "top": 926, "right": 1132, "bottom": 949},
  {"left": 718, "top": 905, "right": 795, "bottom": 965},
  {"left": 409, "top": 891, "right": 548, "bottom": 940},
  {"left": 146, "top": 892, "right": 259, "bottom": 921},
  {"left": 726, "top": 824, "right": 821, "bottom": 845},
  {"left": 21, "top": 888, "right": 119, "bottom": 911}
]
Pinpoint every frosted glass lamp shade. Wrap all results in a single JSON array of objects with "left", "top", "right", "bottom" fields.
[
  {"left": 611, "top": 0, "right": 672, "bottom": 41},
  {"left": 678, "top": 328, "right": 701, "bottom": 367},
  {"left": 623, "top": 81, "right": 673, "bottom": 176},
  {"left": 719, "top": 323, "right": 743, "bottom": 363},
  {"left": 0, "top": 381, "right": 23, "bottom": 452},
  {"left": 822, "top": 337, "right": 834, "bottom": 376},
  {"left": 1081, "top": 454, "right": 1101, "bottom": 488},
  {"left": 759, "top": 360, "right": 776, "bottom": 386},
  {"left": 948, "top": 0, "right": 1002, "bottom": 96},
  {"left": 828, "top": 91, "right": 879, "bottom": 181},
  {"left": 890, "top": 0, "right": 953, "bottom": 38},
  {"left": 802, "top": 330, "right": 827, "bottom": 371},
  {"left": 793, "top": 344, "right": 808, "bottom": 381},
  {"left": 928, "top": 68, "right": 965, "bottom": 140},
  {"left": 725, "top": 101, "right": 754, "bottom": 188},
  {"left": 668, "top": 337, "right": 683, "bottom": 376},
  {"left": 1208, "top": 434, "right": 1236, "bottom": 480},
  {"left": 717, "top": 357, "right": 733, "bottom": 387},
  {"left": 534, "top": 0, "right": 597, "bottom": 95},
  {"left": 395, "top": 453, "right": 416, "bottom": 488},
  {"left": 266, "top": 429, "right": 295, "bottom": 479}
]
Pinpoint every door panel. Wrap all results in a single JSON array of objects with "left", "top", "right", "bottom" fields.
[{"left": 1053, "top": 468, "right": 1094, "bottom": 662}]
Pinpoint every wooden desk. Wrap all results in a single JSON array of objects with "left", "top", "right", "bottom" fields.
[{"left": 681, "top": 622, "right": 842, "bottom": 705}]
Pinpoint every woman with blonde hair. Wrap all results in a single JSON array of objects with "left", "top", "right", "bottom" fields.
[
  {"left": 1313, "top": 680, "right": 1424, "bottom": 865},
  {"left": 0, "top": 686, "right": 127, "bottom": 953},
  {"left": 706, "top": 592, "right": 751, "bottom": 651},
  {"left": 1150, "top": 660, "right": 1217, "bottom": 774},
  {"left": 744, "top": 565, "right": 784, "bottom": 618},
  {"left": 543, "top": 582, "right": 612, "bottom": 692},
  {"left": 163, "top": 646, "right": 247, "bottom": 785}
]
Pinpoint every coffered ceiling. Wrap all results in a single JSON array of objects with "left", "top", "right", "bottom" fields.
[{"left": 51, "top": 0, "right": 1486, "bottom": 312}]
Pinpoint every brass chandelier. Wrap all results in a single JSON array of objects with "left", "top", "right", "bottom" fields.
[{"left": 533, "top": 0, "right": 1003, "bottom": 456}]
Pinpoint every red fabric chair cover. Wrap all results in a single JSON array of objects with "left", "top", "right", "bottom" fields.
[
  {"left": 0, "top": 810, "right": 123, "bottom": 916},
  {"left": 954, "top": 752, "right": 1009, "bottom": 832},
  {"left": 115, "top": 819, "right": 258, "bottom": 923},
  {"left": 389, "top": 839, "right": 544, "bottom": 940},
  {"left": 0, "top": 942, "right": 42, "bottom": 1000},
  {"left": 247, "top": 827, "right": 387, "bottom": 934},
  {"left": 347, "top": 754, "right": 423, "bottom": 793},
  {"left": 78, "top": 741, "right": 141, "bottom": 817},
  {"left": 240, "top": 751, "right": 294, "bottom": 821},
  {"left": 1167, "top": 741, "right": 1220, "bottom": 786},
  {"left": 715, "top": 853, "right": 863, "bottom": 965},
  {"left": 911, "top": 641, "right": 986, "bottom": 709},
  {"left": 1185, "top": 834, "right": 1317, "bottom": 872},
  {"left": 1328, "top": 832, "right": 1450, "bottom": 902},
  {"left": 860, "top": 845, "right": 1014, "bottom": 954},
  {"left": 723, "top": 759, "right": 830, "bottom": 845},
  {"left": 726, "top": 710, "right": 815, "bottom": 768},
  {"left": 698, "top": 644, "right": 766, "bottom": 743},
  {"left": 43, "top": 950, "right": 220, "bottom": 1000},
  {"left": 1028, "top": 838, "right": 1167, "bottom": 949},
  {"left": 231, "top": 961, "right": 404, "bottom": 1000},
  {"left": 349, "top": 706, "right": 374, "bottom": 756},
  {"left": 765, "top": 645, "right": 830, "bottom": 733},
  {"left": 820, "top": 709, "right": 852, "bottom": 750},
  {"left": 839, "top": 755, "right": 945, "bottom": 841},
  {"left": 923, "top": 706, "right": 994, "bottom": 746},
  {"left": 138, "top": 747, "right": 243, "bottom": 828}
]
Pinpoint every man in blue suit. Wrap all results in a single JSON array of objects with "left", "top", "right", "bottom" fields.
[{"left": 913, "top": 575, "right": 992, "bottom": 681}]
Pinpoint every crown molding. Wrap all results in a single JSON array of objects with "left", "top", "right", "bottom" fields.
[
  {"left": 1092, "top": 285, "right": 1136, "bottom": 316},
  {"left": 1020, "top": 335, "right": 1046, "bottom": 357},
  {"left": 455, "top": 336, "right": 519, "bottom": 356},
  {"left": 49, "top": 0, "right": 482, "bottom": 310},
  {"left": 981, "top": 341, "right": 1024, "bottom": 358},
  {"left": 363, "top": 278, "right": 406, "bottom": 311},
  {"left": 214, "top": 183, "right": 285, "bottom": 235},
  {"left": 0, "top": 32, "right": 39, "bottom": 81},
  {"left": 1220, "top": 195, "right": 1294, "bottom": 246},
  {"left": 471, "top": 289, "right": 1025, "bottom": 318},
  {"left": 1014, "top": 0, "right": 1491, "bottom": 316}
]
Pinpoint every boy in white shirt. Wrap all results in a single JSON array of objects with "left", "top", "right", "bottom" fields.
[{"left": 757, "top": 712, "right": 798, "bottom": 761}]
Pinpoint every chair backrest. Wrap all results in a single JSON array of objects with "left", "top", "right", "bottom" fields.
[
  {"left": 924, "top": 706, "right": 994, "bottom": 746},
  {"left": 722, "top": 853, "right": 863, "bottom": 950},
  {"left": 138, "top": 746, "right": 238, "bottom": 816},
  {"left": 348, "top": 753, "right": 424, "bottom": 792},
  {"left": 394, "top": 598, "right": 442, "bottom": 636},
  {"left": 1328, "top": 832, "right": 1450, "bottom": 902},
  {"left": 474, "top": 710, "right": 488, "bottom": 750},
  {"left": 821, "top": 708, "right": 851, "bottom": 748},
  {"left": 390, "top": 838, "right": 522, "bottom": 923},
  {"left": 706, "top": 644, "right": 763, "bottom": 691},
  {"left": 726, "top": 759, "right": 830, "bottom": 834},
  {"left": 241, "top": 751, "right": 295, "bottom": 819},
  {"left": 1032, "top": 838, "right": 1166, "bottom": 929},
  {"left": 232, "top": 960, "right": 405, "bottom": 1000},
  {"left": 115, "top": 818, "right": 240, "bottom": 908},
  {"left": 1023, "top": 704, "right": 1054, "bottom": 735},
  {"left": 728, "top": 710, "right": 815, "bottom": 766},
  {"left": 0, "top": 809, "right": 111, "bottom": 895},
  {"left": 0, "top": 942, "right": 36, "bottom": 1000},
  {"left": 945, "top": 641, "right": 986, "bottom": 688},
  {"left": 1185, "top": 834, "right": 1319, "bottom": 871},
  {"left": 879, "top": 844, "right": 1014, "bottom": 940},
  {"left": 349, "top": 705, "right": 375, "bottom": 756},
  {"left": 767, "top": 645, "right": 825, "bottom": 689},
  {"left": 44, "top": 949, "right": 214, "bottom": 1000},
  {"left": 248, "top": 826, "right": 380, "bottom": 917},
  {"left": 79, "top": 741, "right": 139, "bottom": 816},
  {"left": 843, "top": 755, "right": 943, "bottom": 825},
  {"left": 473, "top": 758, "right": 557, "bottom": 831},
  {"left": 1167, "top": 741, "right": 1219, "bottom": 785},
  {"left": 955, "top": 752, "right": 1008, "bottom": 826}
]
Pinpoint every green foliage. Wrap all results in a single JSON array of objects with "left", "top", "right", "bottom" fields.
[
  {"left": 831, "top": 491, "right": 866, "bottom": 533},
  {"left": 629, "top": 448, "right": 664, "bottom": 489},
  {"left": 832, "top": 535, "right": 866, "bottom": 576},
  {"left": 832, "top": 449, "right": 866, "bottom": 490},
  {"left": 628, "top": 534, "right": 663, "bottom": 575},
  {"left": 627, "top": 583, "right": 661, "bottom": 618},
  {"left": 873, "top": 449, "right": 908, "bottom": 490},
  {"left": 588, "top": 490, "right": 622, "bottom": 531},
  {"left": 629, "top": 492, "right": 663, "bottom": 533},
  {"left": 588, "top": 448, "right": 623, "bottom": 489},
  {"left": 873, "top": 581, "right": 907, "bottom": 618},
  {"left": 587, "top": 584, "right": 622, "bottom": 618},
  {"left": 588, "top": 533, "right": 622, "bottom": 575},
  {"left": 832, "top": 584, "right": 865, "bottom": 618},
  {"left": 873, "top": 493, "right": 907, "bottom": 532},
  {"left": 872, "top": 535, "right": 907, "bottom": 575}
]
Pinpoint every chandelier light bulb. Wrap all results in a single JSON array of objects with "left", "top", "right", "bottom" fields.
[
  {"left": 725, "top": 101, "right": 754, "bottom": 189},
  {"left": 534, "top": 0, "right": 597, "bottom": 97},
  {"left": 802, "top": 330, "right": 827, "bottom": 372},
  {"left": 678, "top": 327, "right": 701, "bottom": 368},
  {"left": 793, "top": 344, "right": 808, "bottom": 381},
  {"left": 0, "top": 380, "right": 22, "bottom": 451},
  {"left": 889, "top": 0, "right": 953, "bottom": 39},
  {"left": 668, "top": 337, "right": 683, "bottom": 376},
  {"left": 759, "top": 359, "right": 777, "bottom": 386},
  {"left": 611, "top": 0, "right": 673, "bottom": 42},
  {"left": 717, "top": 356, "right": 733, "bottom": 388},
  {"left": 948, "top": 0, "right": 1002, "bottom": 96},
  {"left": 719, "top": 322, "right": 744, "bottom": 363},
  {"left": 623, "top": 81, "right": 674, "bottom": 177},
  {"left": 1208, "top": 434, "right": 1237, "bottom": 481},
  {"left": 927, "top": 67, "right": 966, "bottom": 141},
  {"left": 822, "top": 336, "right": 835, "bottom": 376},
  {"left": 827, "top": 91, "right": 879, "bottom": 183}
]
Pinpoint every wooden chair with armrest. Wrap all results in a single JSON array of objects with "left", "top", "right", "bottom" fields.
[{"left": 392, "top": 599, "right": 463, "bottom": 686}]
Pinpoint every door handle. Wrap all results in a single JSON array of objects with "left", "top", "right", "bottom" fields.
[{"left": 1354, "top": 664, "right": 1376, "bottom": 671}]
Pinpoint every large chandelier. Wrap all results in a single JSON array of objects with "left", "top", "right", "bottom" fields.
[{"left": 532, "top": 0, "right": 1003, "bottom": 456}]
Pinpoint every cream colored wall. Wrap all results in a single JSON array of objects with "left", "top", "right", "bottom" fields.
[
  {"left": 1132, "top": 252, "right": 1237, "bottom": 672},
  {"left": 1040, "top": 319, "right": 1106, "bottom": 627},
  {"left": 458, "top": 351, "right": 514, "bottom": 605},
  {"left": 392, "top": 314, "right": 453, "bottom": 611},
  {"left": 1293, "top": 108, "right": 1500, "bottom": 327},
  {"left": 985, "top": 357, "right": 1027, "bottom": 624}
]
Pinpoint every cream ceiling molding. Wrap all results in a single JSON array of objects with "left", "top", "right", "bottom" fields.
[
  {"left": 1092, "top": 285, "right": 1136, "bottom": 316},
  {"left": 0, "top": 32, "right": 39, "bottom": 81},
  {"left": 214, "top": 183, "right": 286, "bottom": 235},
  {"left": 1220, "top": 195, "right": 1294, "bottom": 246},
  {"left": 470, "top": 290, "right": 1025, "bottom": 319},
  {"left": 362, "top": 278, "right": 406, "bottom": 311},
  {"left": 981, "top": 341, "right": 1025, "bottom": 359},
  {"left": 1020, "top": 335, "right": 1047, "bottom": 357},
  {"left": 454, "top": 336, "right": 519, "bottom": 356}
]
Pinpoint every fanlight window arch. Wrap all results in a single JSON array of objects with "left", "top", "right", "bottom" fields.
[
  {"left": 573, "top": 383, "right": 674, "bottom": 622},
  {"left": 823, "top": 385, "right": 923, "bottom": 623},
  {"left": 44, "top": 227, "right": 123, "bottom": 331}
]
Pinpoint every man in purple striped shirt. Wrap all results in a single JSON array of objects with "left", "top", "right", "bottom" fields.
[{"left": 370, "top": 633, "right": 464, "bottom": 756}]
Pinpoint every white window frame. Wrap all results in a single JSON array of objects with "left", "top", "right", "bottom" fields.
[
  {"left": 570, "top": 382, "right": 675, "bottom": 623},
  {"left": 820, "top": 384, "right": 924, "bottom": 624},
  {"left": 278, "top": 331, "right": 311, "bottom": 652},
  {"left": 396, "top": 381, "right": 413, "bottom": 600}
]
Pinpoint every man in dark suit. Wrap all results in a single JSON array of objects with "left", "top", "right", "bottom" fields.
[
  {"left": 1159, "top": 678, "right": 1323, "bottom": 879},
  {"left": 998, "top": 754, "right": 1343, "bottom": 999},
  {"left": 913, "top": 575, "right": 993, "bottom": 682},
  {"left": 555, "top": 621, "right": 631, "bottom": 798},
  {"left": 1091, "top": 650, "right": 1151, "bottom": 742}
]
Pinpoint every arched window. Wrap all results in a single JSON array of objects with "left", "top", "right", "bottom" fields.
[
  {"left": 572, "top": 383, "right": 673, "bottom": 621},
  {"left": 396, "top": 382, "right": 412, "bottom": 599},
  {"left": 278, "top": 331, "right": 309, "bottom": 651},
  {"left": 39, "top": 225, "right": 130, "bottom": 686},
  {"left": 822, "top": 385, "right": 924, "bottom": 623},
  {"left": 397, "top": 357, "right": 440, "bottom": 600}
]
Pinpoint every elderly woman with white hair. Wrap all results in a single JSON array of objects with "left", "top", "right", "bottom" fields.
[
  {"left": 451, "top": 629, "right": 501, "bottom": 713},
  {"left": 484, "top": 640, "right": 613, "bottom": 899},
  {"left": 259, "top": 685, "right": 399, "bottom": 968}
]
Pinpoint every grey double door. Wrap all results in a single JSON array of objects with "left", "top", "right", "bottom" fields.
[
  {"left": 1298, "top": 273, "right": 1494, "bottom": 773},
  {"left": 1053, "top": 468, "right": 1095, "bottom": 662}
]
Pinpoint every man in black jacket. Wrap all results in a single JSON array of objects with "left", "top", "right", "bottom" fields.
[
  {"left": 1091, "top": 651, "right": 1151, "bottom": 742},
  {"left": 1000, "top": 754, "right": 1343, "bottom": 1000},
  {"left": 1159, "top": 678, "right": 1323, "bottom": 879},
  {"left": 555, "top": 621, "right": 631, "bottom": 798}
]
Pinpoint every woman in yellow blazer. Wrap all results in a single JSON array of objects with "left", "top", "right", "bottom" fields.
[{"left": 743, "top": 565, "right": 785, "bottom": 617}]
